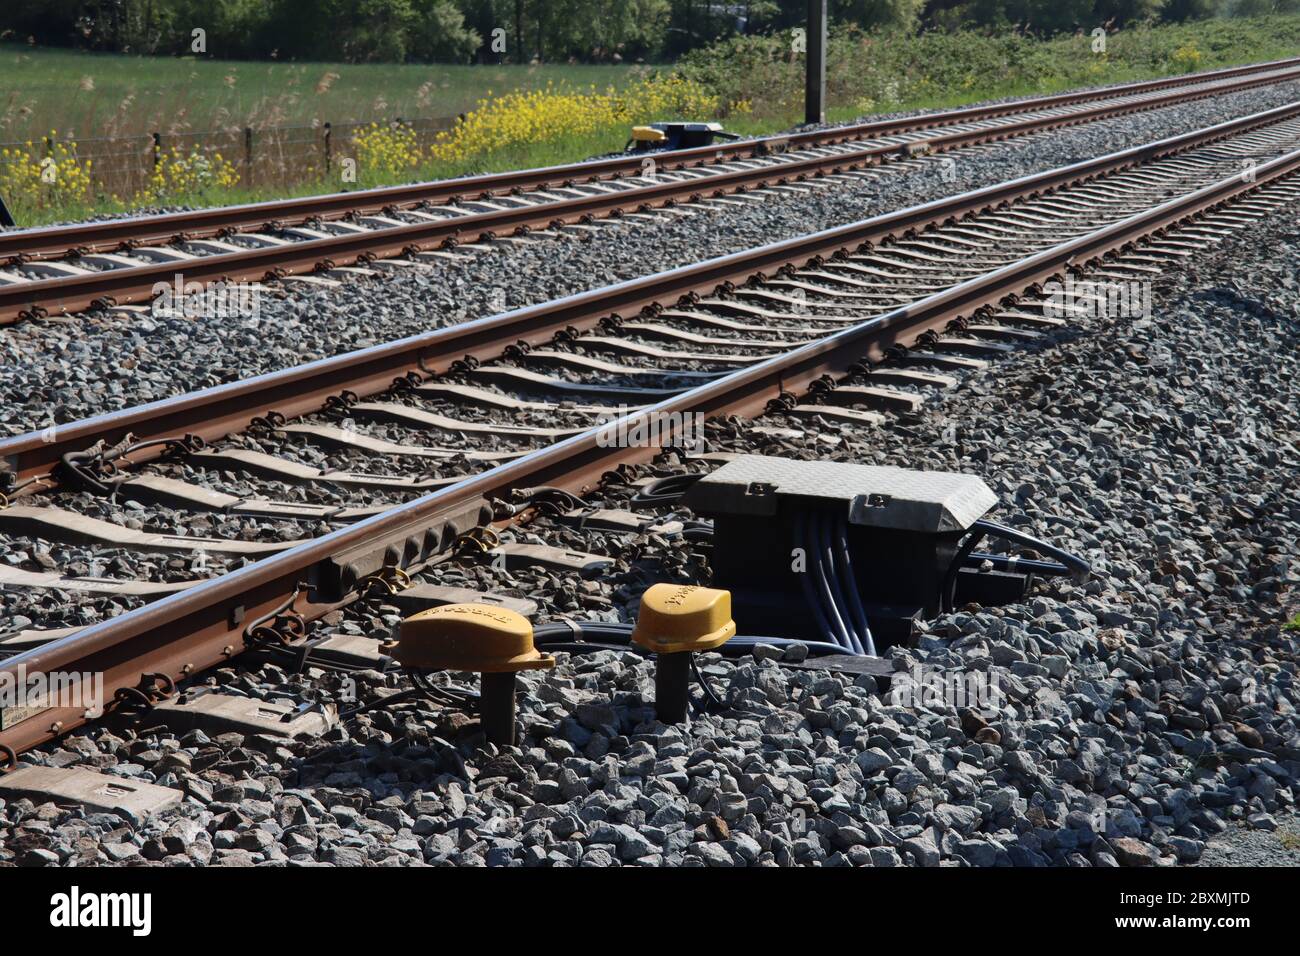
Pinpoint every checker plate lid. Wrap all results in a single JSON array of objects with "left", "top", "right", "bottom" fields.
[{"left": 684, "top": 455, "right": 995, "bottom": 533}]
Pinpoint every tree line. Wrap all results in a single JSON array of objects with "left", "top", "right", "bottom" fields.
[{"left": 1, "top": 0, "right": 1287, "bottom": 64}]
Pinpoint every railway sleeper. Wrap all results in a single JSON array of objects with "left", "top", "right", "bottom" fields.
[
  {"left": 0, "top": 505, "right": 298, "bottom": 556},
  {"left": 188, "top": 447, "right": 461, "bottom": 491}
]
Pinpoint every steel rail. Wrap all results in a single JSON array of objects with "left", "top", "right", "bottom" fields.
[
  {"left": 10, "top": 63, "right": 1300, "bottom": 324},
  {"left": 2, "top": 136, "right": 1296, "bottom": 761},
  {"left": 4, "top": 98, "right": 1299, "bottom": 493},
  {"left": 3, "top": 55, "right": 1298, "bottom": 267},
  {"left": 0, "top": 55, "right": 1294, "bottom": 282}
]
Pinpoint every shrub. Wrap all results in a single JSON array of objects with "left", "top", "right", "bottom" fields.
[
  {"left": 352, "top": 121, "right": 424, "bottom": 182},
  {"left": 142, "top": 147, "right": 241, "bottom": 202},
  {"left": 0, "top": 132, "right": 93, "bottom": 213},
  {"left": 426, "top": 74, "right": 720, "bottom": 167}
]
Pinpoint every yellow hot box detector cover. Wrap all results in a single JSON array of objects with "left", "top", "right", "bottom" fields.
[
  {"left": 631, "top": 584, "right": 736, "bottom": 655},
  {"left": 395, "top": 603, "right": 555, "bottom": 673}
]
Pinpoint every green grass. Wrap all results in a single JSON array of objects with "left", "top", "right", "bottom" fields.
[
  {"left": 3, "top": 16, "right": 1299, "bottom": 226},
  {"left": 0, "top": 43, "right": 640, "bottom": 141}
]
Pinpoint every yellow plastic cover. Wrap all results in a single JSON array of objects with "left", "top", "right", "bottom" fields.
[
  {"left": 631, "top": 584, "right": 736, "bottom": 654},
  {"left": 395, "top": 603, "right": 554, "bottom": 673},
  {"left": 631, "top": 126, "right": 667, "bottom": 142}
]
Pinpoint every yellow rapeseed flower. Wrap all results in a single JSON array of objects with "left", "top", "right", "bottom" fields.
[
  {"left": 0, "top": 137, "right": 94, "bottom": 211},
  {"left": 140, "top": 147, "right": 240, "bottom": 204},
  {"left": 427, "top": 75, "right": 720, "bottom": 166}
]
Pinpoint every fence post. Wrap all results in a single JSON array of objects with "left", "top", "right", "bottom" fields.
[
  {"left": 152, "top": 132, "right": 161, "bottom": 168},
  {"left": 323, "top": 122, "right": 332, "bottom": 176},
  {"left": 244, "top": 126, "right": 253, "bottom": 188}
]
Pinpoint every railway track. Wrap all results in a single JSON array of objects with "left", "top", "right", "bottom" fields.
[
  {"left": 3, "top": 57, "right": 1300, "bottom": 326},
  {"left": 2, "top": 98, "right": 1299, "bottom": 768}
]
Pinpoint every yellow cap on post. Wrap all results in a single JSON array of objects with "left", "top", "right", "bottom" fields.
[
  {"left": 631, "top": 584, "right": 736, "bottom": 655},
  {"left": 394, "top": 604, "right": 555, "bottom": 673}
]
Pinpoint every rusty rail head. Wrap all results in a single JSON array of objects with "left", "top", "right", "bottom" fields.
[
  {"left": 1, "top": 55, "right": 1298, "bottom": 271},
  {"left": 5, "top": 63, "right": 1294, "bottom": 327},
  {"left": 4, "top": 97, "right": 1300, "bottom": 493},
  {"left": 10, "top": 62, "right": 1298, "bottom": 326},
  {"left": 4, "top": 63, "right": 1300, "bottom": 327},
  {"left": 3, "top": 139, "right": 1298, "bottom": 759}
]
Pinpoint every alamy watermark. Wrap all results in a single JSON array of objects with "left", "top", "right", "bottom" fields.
[
  {"left": 1042, "top": 277, "right": 1151, "bottom": 320},
  {"left": 50, "top": 886, "right": 151, "bottom": 936},
  {"left": 595, "top": 407, "right": 707, "bottom": 458},
  {"left": 0, "top": 666, "right": 105, "bottom": 723},
  {"left": 150, "top": 274, "right": 262, "bottom": 321},
  {"left": 889, "top": 664, "right": 1006, "bottom": 713}
]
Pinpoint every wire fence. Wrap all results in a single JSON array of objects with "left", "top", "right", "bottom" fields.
[{"left": 0, "top": 115, "right": 460, "bottom": 206}]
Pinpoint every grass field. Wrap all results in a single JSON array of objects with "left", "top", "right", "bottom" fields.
[
  {"left": 0, "top": 44, "right": 639, "bottom": 141},
  {"left": 1, "top": 16, "right": 1298, "bottom": 226}
]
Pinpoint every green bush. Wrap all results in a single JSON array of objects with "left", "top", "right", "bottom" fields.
[{"left": 679, "top": 16, "right": 1300, "bottom": 121}]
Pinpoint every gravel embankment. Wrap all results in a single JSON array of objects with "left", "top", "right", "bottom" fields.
[
  {"left": 2, "top": 191, "right": 1295, "bottom": 867},
  {"left": 1197, "top": 811, "right": 1300, "bottom": 866},
  {"left": 3, "top": 79, "right": 1300, "bottom": 437}
]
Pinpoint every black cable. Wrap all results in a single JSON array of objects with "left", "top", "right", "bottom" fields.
[
  {"left": 944, "top": 520, "right": 1092, "bottom": 611},
  {"left": 833, "top": 512, "right": 876, "bottom": 656},
  {"left": 530, "top": 621, "right": 857, "bottom": 658},
  {"left": 965, "top": 551, "right": 1073, "bottom": 577},
  {"left": 676, "top": 523, "right": 715, "bottom": 543},
  {"left": 690, "top": 655, "right": 726, "bottom": 714},
  {"left": 728, "top": 635, "right": 856, "bottom": 656},
  {"left": 535, "top": 641, "right": 644, "bottom": 656},
  {"left": 411, "top": 670, "right": 480, "bottom": 709},
  {"left": 793, "top": 510, "right": 846, "bottom": 651},
  {"left": 809, "top": 511, "right": 854, "bottom": 651},
  {"left": 817, "top": 510, "right": 864, "bottom": 655},
  {"left": 942, "top": 526, "right": 988, "bottom": 614},
  {"left": 520, "top": 486, "right": 592, "bottom": 514},
  {"left": 971, "top": 519, "right": 1091, "bottom": 581},
  {"left": 630, "top": 473, "right": 704, "bottom": 507}
]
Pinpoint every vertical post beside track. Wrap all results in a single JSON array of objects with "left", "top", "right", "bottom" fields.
[{"left": 806, "top": 0, "right": 827, "bottom": 126}]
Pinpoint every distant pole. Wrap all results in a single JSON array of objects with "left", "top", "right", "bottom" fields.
[
  {"left": 805, "top": 0, "right": 827, "bottom": 126},
  {"left": 514, "top": 0, "right": 523, "bottom": 63}
]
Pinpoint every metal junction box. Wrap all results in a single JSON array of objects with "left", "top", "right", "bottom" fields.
[{"left": 684, "top": 456, "right": 1014, "bottom": 650}]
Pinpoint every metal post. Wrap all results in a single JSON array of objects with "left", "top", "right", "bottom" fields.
[
  {"left": 244, "top": 126, "right": 253, "bottom": 188},
  {"left": 479, "top": 671, "right": 518, "bottom": 746},
  {"left": 152, "top": 132, "right": 161, "bottom": 168},
  {"left": 514, "top": 0, "right": 523, "bottom": 63},
  {"left": 323, "top": 122, "right": 332, "bottom": 175},
  {"left": 655, "top": 651, "right": 693, "bottom": 724},
  {"left": 805, "top": 0, "right": 827, "bottom": 126}
]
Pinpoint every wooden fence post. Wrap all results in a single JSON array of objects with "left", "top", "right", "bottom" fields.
[{"left": 244, "top": 126, "right": 254, "bottom": 188}]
